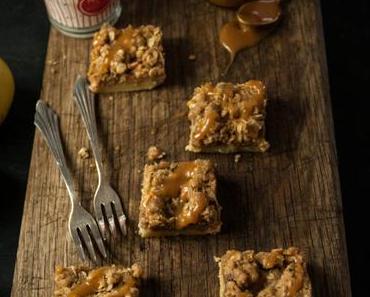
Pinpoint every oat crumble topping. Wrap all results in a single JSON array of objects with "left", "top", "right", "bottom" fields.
[
  {"left": 147, "top": 146, "right": 166, "bottom": 161},
  {"left": 217, "top": 247, "right": 312, "bottom": 297},
  {"left": 87, "top": 24, "right": 165, "bottom": 92},
  {"left": 234, "top": 154, "right": 241, "bottom": 163},
  {"left": 54, "top": 264, "right": 142, "bottom": 297},
  {"left": 78, "top": 147, "right": 90, "bottom": 160},
  {"left": 186, "top": 80, "right": 269, "bottom": 153},
  {"left": 188, "top": 54, "right": 197, "bottom": 60},
  {"left": 138, "top": 160, "right": 221, "bottom": 236}
]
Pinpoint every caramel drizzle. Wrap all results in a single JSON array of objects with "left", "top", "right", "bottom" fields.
[
  {"left": 194, "top": 108, "right": 219, "bottom": 141},
  {"left": 153, "top": 162, "right": 208, "bottom": 229},
  {"left": 101, "top": 27, "right": 135, "bottom": 75},
  {"left": 194, "top": 81, "right": 265, "bottom": 141},
  {"left": 176, "top": 189, "right": 208, "bottom": 229},
  {"left": 287, "top": 262, "right": 304, "bottom": 297},
  {"left": 68, "top": 268, "right": 136, "bottom": 297}
]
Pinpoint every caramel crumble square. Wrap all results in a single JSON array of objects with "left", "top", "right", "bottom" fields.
[
  {"left": 138, "top": 159, "right": 222, "bottom": 237},
  {"left": 54, "top": 264, "right": 142, "bottom": 297},
  {"left": 215, "top": 247, "right": 312, "bottom": 297},
  {"left": 87, "top": 24, "right": 166, "bottom": 93},
  {"left": 186, "top": 80, "right": 269, "bottom": 153}
]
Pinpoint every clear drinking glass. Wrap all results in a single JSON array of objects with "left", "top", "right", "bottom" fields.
[{"left": 43, "top": 0, "right": 122, "bottom": 38}]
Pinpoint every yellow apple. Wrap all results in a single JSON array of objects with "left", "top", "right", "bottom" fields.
[{"left": 0, "top": 58, "right": 15, "bottom": 125}]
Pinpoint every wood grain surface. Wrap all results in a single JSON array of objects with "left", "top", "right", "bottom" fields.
[{"left": 11, "top": 0, "right": 352, "bottom": 296}]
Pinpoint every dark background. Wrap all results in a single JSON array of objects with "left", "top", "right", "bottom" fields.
[{"left": 0, "top": 0, "right": 368, "bottom": 296}]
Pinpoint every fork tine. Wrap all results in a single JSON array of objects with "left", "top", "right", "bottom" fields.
[
  {"left": 95, "top": 204, "right": 107, "bottom": 240},
  {"left": 88, "top": 221, "right": 108, "bottom": 259},
  {"left": 78, "top": 227, "right": 98, "bottom": 262},
  {"left": 103, "top": 203, "right": 116, "bottom": 235},
  {"left": 70, "top": 229, "right": 87, "bottom": 261},
  {"left": 112, "top": 202, "right": 127, "bottom": 235}
]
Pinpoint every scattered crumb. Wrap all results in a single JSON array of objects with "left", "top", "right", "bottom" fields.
[
  {"left": 234, "top": 154, "right": 241, "bottom": 163},
  {"left": 89, "top": 163, "right": 96, "bottom": 168},
  {"left": 62, "top": 55, "right": 67, "bottom": 60},
  {"left": 47, "top": 59, "right": 58, "bottom": 65},
  {"left": 108, "top": 96, "right": 113, "bottom": 101},
  {"left": 137, "top": 169, "right": 142, "bottom": 174},
  {"left": 147, "top": 146, "right": 166, "bottom": 161},
  {"left": 50, "top": 67, "right": 57, "bottom": 74},
  {"left": 78, "top": 147, "right": 90, "bottom": 160},
  {"left": 150, "top": 128, "right": 156, "bottom": 135},
  {"left": 114, "top": 145, "right": 120, "bottom": 151},
  {"left": 188, "top": 54, "right": 197, "bottom": 61}
]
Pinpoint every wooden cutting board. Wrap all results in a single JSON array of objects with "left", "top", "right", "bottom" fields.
[{"left": 11, "top": 0, "right": 352, "bottom": 296}]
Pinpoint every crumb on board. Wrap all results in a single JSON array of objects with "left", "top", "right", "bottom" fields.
[
  {"left": 188, "top": 54, "right": 197, "bottom": 61},
  {"left": 108, "top": 96, "right": 114, "bottom": 101},
  {"left": 89, "top": 163, "right": 95, "bottom": 168},
  {"left": 78, "top": 147, "right": 90, "bottom": 160},
  {"left": 47, "top": 59, "right": 59, "bottom": 65},
  {"left": 114, "top": 145, "right": 120, "bottom": 151},
  {"left": 234, "top": 154, "right": 241, "bottom": 163},
  {"left": 147, "top": 146, "right": 166, "bottom": 161}
]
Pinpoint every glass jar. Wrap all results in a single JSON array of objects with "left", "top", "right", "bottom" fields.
[{"left": 43, "top": 0, "right": 122, "bottom": 38}]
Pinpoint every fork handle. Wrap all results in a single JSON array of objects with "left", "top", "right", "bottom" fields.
[
  {"left": 34, "top": 100, "right": 78, "bottom": 204},
  {"left": 73, "top": 76, "right": 105, "bottom": 181}
]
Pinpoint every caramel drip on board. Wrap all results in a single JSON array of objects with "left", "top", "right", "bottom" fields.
[
  {"left": 219, "top": 0, "right": 281, "bottom": 75},
  {"left": 68, "top": 268, "right": 136, "bottom": 297},
  {"left": 220, "top": 21, "right": 271, "bottom": 75}
]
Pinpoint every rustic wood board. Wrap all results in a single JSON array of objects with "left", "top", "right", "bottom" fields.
[{"left": 11, "top": 0, "right": 352, "bottom": 296}]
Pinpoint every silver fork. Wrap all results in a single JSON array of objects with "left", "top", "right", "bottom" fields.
[
  {"left": 34, "top": 100, "right": 107, "bottom": 261},
  {"left": 73, "top": 77, "right": 127, "bottom": 237}
]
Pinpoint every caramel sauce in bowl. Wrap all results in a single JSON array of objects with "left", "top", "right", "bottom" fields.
[{"left": 237, "top": 0, "right": 281, "bottom": 26}]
